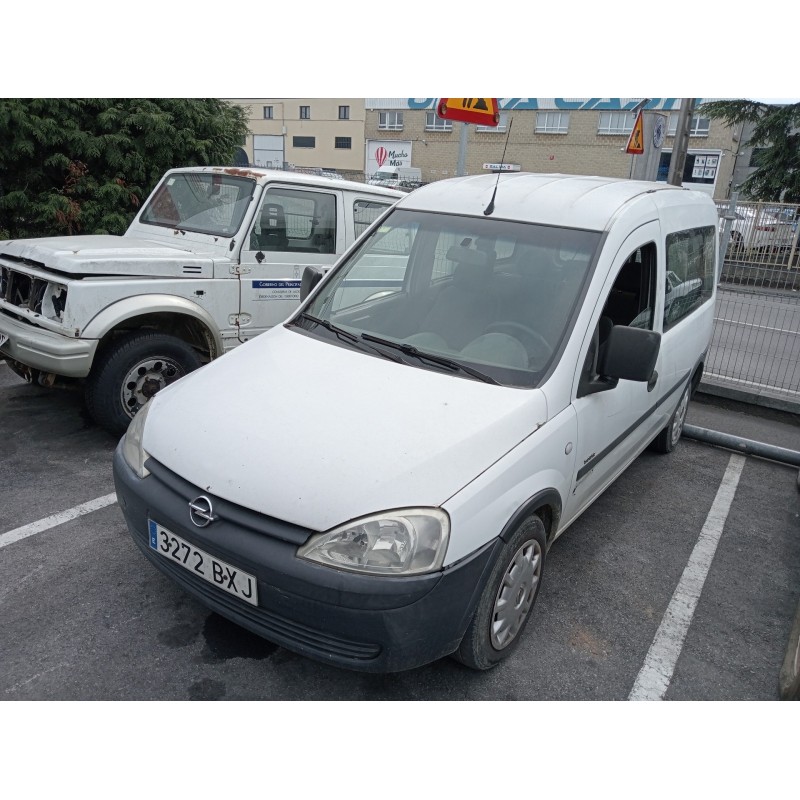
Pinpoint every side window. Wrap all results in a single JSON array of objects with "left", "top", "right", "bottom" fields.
[
  {"left": 601, "top": 243, "right": 657, "bottom": 330},
  {"left": 353, "top": 200, "right": 391, "bottom": 239},
  {"left": 249, "top": 188, "right": 337, "bottom": 254},
  {"left": 580, "top": 242, "right": 657, "bottom": 393},
  {"left": 664, "top": 226, "right": 715, "bottom": 331}
]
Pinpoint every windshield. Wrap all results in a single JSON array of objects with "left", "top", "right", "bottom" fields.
[
  {"left": 296, "top": 209, "right": 601, "bottom": 387},
  {"left": 139, "top": 172, "right": 256, "bottom": 236},
  {"left": 373, "top": 171, "right": 397, "bottom": 180}
]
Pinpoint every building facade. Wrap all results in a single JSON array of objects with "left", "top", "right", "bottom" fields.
[
  {"left": 364, "top": 99, "right": 738, "bottom": 199},
  {"left": 228, "top": 98, "right": 740, "bottom": 199},
  {"left": 229, "top": 98, "right": 366, "bottom": 173}
]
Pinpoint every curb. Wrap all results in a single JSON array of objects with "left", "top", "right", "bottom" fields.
[{"left": 698, "top": 378, "right": 800, "bottom": 416}]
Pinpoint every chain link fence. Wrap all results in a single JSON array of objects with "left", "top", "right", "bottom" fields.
[{"left": 710, "top": 196, "right": 800, "bottom": 405}]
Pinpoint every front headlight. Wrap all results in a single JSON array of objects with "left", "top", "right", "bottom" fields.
[
  {"left": 297, "top": 508, "right": 450, "bottom": 576},
  {"left": 121, "top": 400, "right": 152, "bottom": 479}
]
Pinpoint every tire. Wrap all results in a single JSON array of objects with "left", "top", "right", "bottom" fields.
[
  {"left": 85, "top": 331, "right": 202, "bottom": 435},
  {"left": 454, "top": 515, "right": 547, "bottom": 671},
  {"left": 650, "top": 381, "right": 690, "bottom": 454}
]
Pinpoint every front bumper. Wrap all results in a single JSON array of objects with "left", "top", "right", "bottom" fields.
[
  {"left": 113, "top": 444, "right": 501, "bottom": 672},
  {"left": 0, "top": 311, "right": 96, "bottom": 377}
]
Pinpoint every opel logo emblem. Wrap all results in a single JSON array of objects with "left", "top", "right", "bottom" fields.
[{"left": 189, "top": 495, "right": 216, "bottom": 528}]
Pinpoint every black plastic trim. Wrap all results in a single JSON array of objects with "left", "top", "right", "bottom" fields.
[{"left": 576, "top": 371, "right": 690, "bottom": 481}]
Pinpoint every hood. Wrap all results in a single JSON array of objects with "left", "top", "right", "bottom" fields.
[
  {"left": 0, "top": 235, "right": 221, "bottom": 278},
  {"left": 143, "top": 326, "right": 547, "bottom": 532}
]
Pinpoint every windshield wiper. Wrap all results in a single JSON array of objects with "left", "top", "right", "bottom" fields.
[
  {"left": 296, "top": 312, "right": 360, "bottom": 343},
  {"left": 360, "top": 333, "right": 499, "bottom": 384},
  {"left": 295, "top": 313, "right": 402, "bottom": 362}
]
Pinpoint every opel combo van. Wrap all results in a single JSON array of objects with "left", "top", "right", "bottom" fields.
[{"left": 114, "top": 173, "right": 719, "bottom": 672}]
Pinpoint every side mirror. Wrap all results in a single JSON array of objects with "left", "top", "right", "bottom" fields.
[
  {"left": 598, "top": 325, "right": 661, "bottom": 382},
  {"left": 300, "top": 266, "right": 324, "bottom": 301}
]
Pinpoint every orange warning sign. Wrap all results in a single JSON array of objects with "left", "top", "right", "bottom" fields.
[
  {"left": 626, "top": 111, "right": 645, "bottom": 155},
  {"left": 436, "top": 98, "right": 500, "bottom": 127}
]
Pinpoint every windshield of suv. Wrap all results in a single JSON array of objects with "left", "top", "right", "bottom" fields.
[
  {"left": 296, "top": 208, "right": 601, "bottom": 387},
  {"left": 139, "top": 172, "right": 256, "bottom": 236}
]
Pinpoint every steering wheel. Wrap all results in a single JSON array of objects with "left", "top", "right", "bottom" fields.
[{"left": 485, "top": 322, "right": 553, "bottom": 365}]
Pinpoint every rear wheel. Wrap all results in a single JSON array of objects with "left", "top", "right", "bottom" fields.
[
  {"left": 454, "top": 515, "right": 547, "bottom": 670},
  {"left": 85, "top": 331, "right": 201, "bottom": 435},
  {"left": 650, "top": 382, "right": 690, "bottom": 454}
]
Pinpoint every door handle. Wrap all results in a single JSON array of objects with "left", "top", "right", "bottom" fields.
[{"left": 647, "top": 370, "right": 658, "bottom": 392}]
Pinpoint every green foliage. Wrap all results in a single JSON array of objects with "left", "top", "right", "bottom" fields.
[
  {"left": 0, "top": 99, "right": 249, "bottom": 239},
  {"left": 701, "top": 100, "right": 800, "bottom": 203}
]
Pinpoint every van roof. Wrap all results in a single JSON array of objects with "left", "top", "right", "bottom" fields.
[
  {"left": 165, "top": 166, "right": 404, "bottom": 200},
  {"left": 398, "top": 172, "right": 704, "bottom": 231}
]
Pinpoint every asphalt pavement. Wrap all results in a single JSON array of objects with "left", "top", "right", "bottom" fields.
[{"left": 1, "top": 361, "right": 799, "bottom": 700}]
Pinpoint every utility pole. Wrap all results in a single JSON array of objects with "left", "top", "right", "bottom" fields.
[
  {"left": 456, "top": 122, "right": 468, "bottom": 177},
  {"left": 668, "top": 98, "right": 696, "bottom": 186}
]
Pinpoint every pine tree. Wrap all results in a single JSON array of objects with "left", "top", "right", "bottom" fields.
[
  {"left": 701, "top": 100, "right": 800, "bottom": 203},
  {"left": 0, "top": 99, "right": 249, "bottom": 239}
]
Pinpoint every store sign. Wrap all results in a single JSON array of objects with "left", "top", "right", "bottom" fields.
[
  {"left": 483, "top": 163, "right": 521, "bottom": 171},
  {"left": 366, "top": 140, "right": 412, "bottom": 176}
]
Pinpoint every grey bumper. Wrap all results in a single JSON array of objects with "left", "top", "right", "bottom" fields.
[{"left": 0, "top": 312, "right": 97, "bottom": 377}]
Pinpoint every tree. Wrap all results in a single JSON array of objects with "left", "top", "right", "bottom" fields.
[
  {"left": 0, "top": 99, "right": 249, "bottom": 239},
  {"left": 700, "top": 100, "right": 800, "bottom": 203}
]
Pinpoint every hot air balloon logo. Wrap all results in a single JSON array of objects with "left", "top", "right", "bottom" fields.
[{"left": 375, "top": 146, "right": 388, "bottom": 168}]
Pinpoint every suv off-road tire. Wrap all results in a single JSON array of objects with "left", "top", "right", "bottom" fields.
[{"left": 85, "top": 331, "right": 202, "bottom": 436}]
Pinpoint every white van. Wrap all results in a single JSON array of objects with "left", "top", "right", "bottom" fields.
[
  {"left": 114, "top": 173, "right": 718, "bottom": 672},
  {"left": 0, "top": 167, "right": 402, "bottom": 433},
  {"left": 368, "top": 165, "right": 423, "bottom": 190}
]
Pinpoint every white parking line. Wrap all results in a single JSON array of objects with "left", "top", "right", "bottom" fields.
[
  {"left": 0, "top": 493, "right": 118, "bottom": 550},
  {"left": 628, "top": 453, "right": 746, "bottom": 701}
]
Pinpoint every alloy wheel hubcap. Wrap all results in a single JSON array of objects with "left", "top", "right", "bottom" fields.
[
  {"left": 671, "top": 387, "right": 689, "bottom": 446},
  {"left": 490, "top": 539, "right": 542, "bottom": 650}
]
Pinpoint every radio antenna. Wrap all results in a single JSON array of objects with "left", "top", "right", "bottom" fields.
[{"left": 483, "top": 117, "right": 513, "bottom": 216}]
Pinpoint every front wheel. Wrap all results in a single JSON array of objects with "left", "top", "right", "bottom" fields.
[
  {"left": 85, "top": 331, "right": 202, "bottom": 435},
  {"left": 454, "top": 515, "right": 547, "bottom": 670}
]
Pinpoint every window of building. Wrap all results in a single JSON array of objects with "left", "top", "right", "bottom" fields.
[
  {"left": 293, "top": 136, "right": 315, "bottom": 148},
  {"left": 536, "top": 111, "right": 570, "bottom": 134},
  {"left": 335, "top": 137, "right": 352, "bottom": 149},
  {"left": 663, "top": 227, "right": 715, "bottom": 331},
  {"left": 378, "top": 111, "right": 404, "bottom": 131},
  {"left": 338, "top": 105, "right": 350, "bottom": 120},
  {"left": 263, "top": 106, "right": 273, "bottom": 120},
  {"left": 668, "top": 114, "right": 710, "bottom": 137},
  {"left": 476, "top": 112, "right": 509, "bottom": 133},
  {"left": 299, "top": 106, "right": 311, "bottom": 120},
  {"left": 426, "top": 112, "right": 453, "bottom": 132},
  {"left": 657, "top": 152, "right": 719, "bottom": 185},
  {"left": 597, "top": 112, "right": 635, "bottom": 135}
]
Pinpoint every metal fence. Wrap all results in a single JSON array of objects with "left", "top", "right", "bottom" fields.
[{"left": 709, "top": 197, "right": 800, "bottom": 404}]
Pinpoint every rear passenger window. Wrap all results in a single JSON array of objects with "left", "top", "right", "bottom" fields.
[{"left": 663, "top": 226, "right": 715, "bottom": 331}]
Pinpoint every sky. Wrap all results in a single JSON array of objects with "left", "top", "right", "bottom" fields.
[{"left": 5, "top": 5, "right": 798, "bottom": 101}]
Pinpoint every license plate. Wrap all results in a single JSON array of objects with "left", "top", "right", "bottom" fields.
[
  {"left": 0, "top": 333, "right": 8, "bottom": 349},
  {"left": 148, "top": 520, "right": 258, "bottom": 606}
]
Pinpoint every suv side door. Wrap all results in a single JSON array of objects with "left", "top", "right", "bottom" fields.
[{"left": 237, "top": 184, "right": 344, "bottom": 341}]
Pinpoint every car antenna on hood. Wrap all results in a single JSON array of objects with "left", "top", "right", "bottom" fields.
[{"left": 483, "top": 117, "right": 513, "bottom": 216}]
